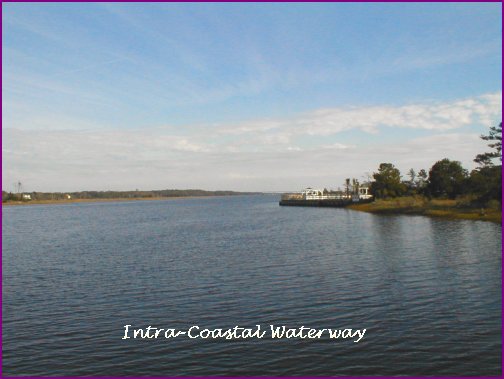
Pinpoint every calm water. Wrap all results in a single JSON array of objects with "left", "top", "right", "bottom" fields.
[{"left": 2, "top": 195, "right": 502, "bottom": 376}]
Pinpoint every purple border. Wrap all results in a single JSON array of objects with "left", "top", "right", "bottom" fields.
[
  {"left": 501, "top": 12, "right": 504, "bottom": 372},
  {"left": 1, "top": 0, "right": 3, "bottom": 373},
  {"left": 0, "top": 1, "right": 502, "bottom": 378},
  {"left": 1, "top": 0, "right": 503, "bottom": 3}
]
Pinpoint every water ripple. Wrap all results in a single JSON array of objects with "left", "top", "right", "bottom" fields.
[{"left": 2, "top": 195, "right": 501, "bottom": 376}]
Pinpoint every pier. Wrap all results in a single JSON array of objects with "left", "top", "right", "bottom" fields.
[
  {"left": 279, "top": 198, "right": 353, "bottom": 207},
  {"left": 279, "top": 196, "right": 373, "bottom": 207},
  {"left": 279, "top": 187, "right": 373, "bottom": 207}
]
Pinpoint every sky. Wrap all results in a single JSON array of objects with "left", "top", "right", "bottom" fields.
[{"left": 2, "top": 2, "right": 502, "bottom": 192}]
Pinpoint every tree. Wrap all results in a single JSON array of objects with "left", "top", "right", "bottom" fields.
[
  {"left": 407, "top": 169, "right": 416, "bottom": 184},
  {"left": 426, "top": 159, "right": 468, "bottom": 199},
  {"left": 352, "top": 178, "right": 360, "bottom": 194},
  {"left": 404, "top": 168, "right": 417, "bottom": 195},
  {"left": 371, "top": 163, "right": 406, "bottom": 198},
  {"left": 417, "top": 169, "right": 427, "bottom": 185},
  {"left": 345, "top": 178, "right": 351, "bottom": 197},
  {"left": 469, "top": 122, "right": 502, "bottom": 204},
  {"left": 474, "top": 122, "right": 502, "bottom": 166},
  {"left": 414, "top": 169, "right": 428, "bottom": 193},
  {"left": 468, "top": 166, "right": 501, "bottom": 204}
]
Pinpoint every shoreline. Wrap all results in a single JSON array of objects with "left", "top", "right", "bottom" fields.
[
  {"left": 5, "top": 195, "right": 501, "bottom": 223},
  {"left": 347, "top": 197, "right": 501, "bottom": 223},
  {"left": 2, "top": 194, "right": 263, "bottom": 207}
]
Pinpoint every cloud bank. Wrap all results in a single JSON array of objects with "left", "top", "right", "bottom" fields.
[{"left": 2, "top": 92, "right": 501, "bottom": 192}]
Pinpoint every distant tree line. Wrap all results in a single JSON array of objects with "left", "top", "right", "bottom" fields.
[
  {"left": 370, "top": 122, "right": 502, "bottom": 207},
  {"left": 2, "top": 189, "right": 260, "bottom": 202}
]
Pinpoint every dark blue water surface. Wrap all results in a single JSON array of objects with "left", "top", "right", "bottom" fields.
[{"left": 2, "top": 195, "right": 502, "bottom": 376}]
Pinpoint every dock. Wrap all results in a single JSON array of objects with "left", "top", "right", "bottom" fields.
[
  {"left": 279, "top": 187, "right": 373, "bottom": 208},
  {"left": 279, "top": 198, "right": 353, "bottom": 207}
]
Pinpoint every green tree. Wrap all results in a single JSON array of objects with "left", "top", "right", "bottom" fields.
[
  {"left": 371, "top": 163, "right": 406, "bottom": 198},
  {"left": 427, "top": 159, "right": 468, "bottom": 199},
  {"left": 469, "top": 122, "right": 502, "bottom": 203},
  {"left": 474, "top": 122, "right": 502, "bottom": 166},
  {"left": 412, "top": 169, "right": 428, "bottom": 194},
  {"left": 416, "top": 169, "right": 427, "bottom": 187},
  {"left": 468, "top": 166, "right": 501, "bottom": 204},
  {"left": 404, "top": 168, "right": 417, "bottom": 195}
]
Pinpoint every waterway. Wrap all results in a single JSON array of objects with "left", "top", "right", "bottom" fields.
[{"left": 2, "top": 195, "right": 501, "bottom": 375}]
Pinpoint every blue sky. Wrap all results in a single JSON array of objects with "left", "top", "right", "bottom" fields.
[{"left": 2, "top": 2, "right": 502, "bottom": 192}]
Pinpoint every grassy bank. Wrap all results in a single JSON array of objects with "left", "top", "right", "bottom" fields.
[
  {"left": 347, "top": 196, "right": 502, "bottom": 223},
  {"left": 2, "top": 195, "right": 256, "bottom": 207},
  {"left": 2, "top": 197, "right": 190, "bottom": 206}
]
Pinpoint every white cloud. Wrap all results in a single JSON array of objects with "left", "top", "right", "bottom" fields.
[
  {"left": 211, "top": 92, "right": 502, "bottom": 147},
  {"left": 197, "top": 92, "right": 503, "bottom": 171},
  {"left": 2, "top": 92, "right": 501, "bottom": 192}
]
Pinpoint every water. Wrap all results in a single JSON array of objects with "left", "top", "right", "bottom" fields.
[{"left": 2, "top": 195, "right": 501, "bottom": 376}]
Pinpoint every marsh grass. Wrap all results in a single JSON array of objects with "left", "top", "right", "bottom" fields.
[{"left": 348, "top": 196, "right": 501, "bottom": 223}]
